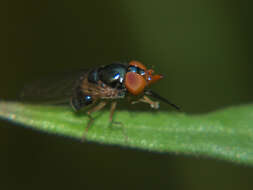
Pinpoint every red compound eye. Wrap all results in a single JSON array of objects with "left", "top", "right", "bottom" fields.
[{"left": 125, "top": 72, "right": 146, "bottom": 95}]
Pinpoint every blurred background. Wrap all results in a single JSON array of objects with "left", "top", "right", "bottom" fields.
[{"left": 2, "top": 0, "right": 253, "bottom": 189}]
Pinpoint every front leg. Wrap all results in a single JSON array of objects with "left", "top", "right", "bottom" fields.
[{"left": 131, "top": 95, "right": 159, "bottom": 109}]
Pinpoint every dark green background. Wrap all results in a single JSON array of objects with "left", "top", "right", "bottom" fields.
[{"left": 2, "top": 0, "right": 253, "bottom": 189}]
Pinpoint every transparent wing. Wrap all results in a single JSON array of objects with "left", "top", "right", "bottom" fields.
[{"left": 20, "top": 70, "right": 88, "bottom": 105}]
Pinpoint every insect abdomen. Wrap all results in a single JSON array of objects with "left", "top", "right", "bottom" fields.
[{"left": 71, "top": 89, "right": 93, "bottom": 111}]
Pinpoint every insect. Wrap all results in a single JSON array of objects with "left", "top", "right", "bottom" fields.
[{"left": 21, "top": 60, "right": 180, "bottom": 134}]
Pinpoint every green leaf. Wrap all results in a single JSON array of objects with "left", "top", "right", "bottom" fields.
[{"left": 1, "top": 101, "right": 253, "bottom": 165}]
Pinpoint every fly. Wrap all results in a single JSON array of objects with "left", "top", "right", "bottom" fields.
[{"left": 21, "top": 60, "right": 180, "bottom": 137}]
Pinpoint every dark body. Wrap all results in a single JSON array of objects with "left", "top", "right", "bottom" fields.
[
  {"left": 72, "top": 63, "right": 128, "bottom": 110},
  {"left": 21, "top": 63, "right": 130, "bottom": 111}
]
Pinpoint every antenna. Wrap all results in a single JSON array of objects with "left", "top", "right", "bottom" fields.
[{"left": 144, "top": 90, "right": 181, "bottom": 111}]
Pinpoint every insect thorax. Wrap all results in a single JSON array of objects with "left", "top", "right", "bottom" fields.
[
  {"left": 88, "top": 63, "right": 127, "bottom": 89},
  {"left": 71, "top": 63, "right": 128, "bottom": 111}
]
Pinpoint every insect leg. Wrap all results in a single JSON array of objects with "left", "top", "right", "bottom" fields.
[
  {"left": 109, "top": 101, "right": 123, "bottom": 127},
  {"left": 109, "top": 101, "right": 128, "bottom": 142},
  {"left": 131, "top": 95, "right": 160, "bottom": 109},
  {"left": 86, "top": 101, "right": 107, "bottom": 128},
  {"left": 109, "top": 101, "right": 117, "bottom": 122},
  {"left": 82, "top": 101, "right": 107, "bottom": 141},
  {"left": 144, "top": 90, "right": 181, "bottom": 110}
]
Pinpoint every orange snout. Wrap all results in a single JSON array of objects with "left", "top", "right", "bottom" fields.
[{"left": 145, "top": 69, "right": 163, "bottom": 85}]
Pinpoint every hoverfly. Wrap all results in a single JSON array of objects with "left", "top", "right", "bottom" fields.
[{"left": 21, "top": 60, "right": 180, "bottom": 133}]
